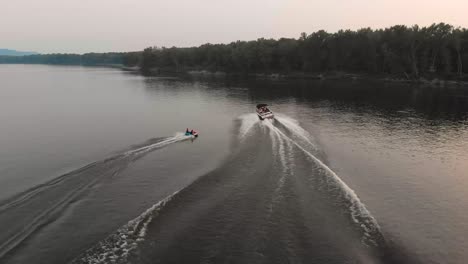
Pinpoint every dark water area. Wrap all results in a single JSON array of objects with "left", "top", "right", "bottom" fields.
[{"left": 0, "top": 65, "right": 467, "bottom": 264}]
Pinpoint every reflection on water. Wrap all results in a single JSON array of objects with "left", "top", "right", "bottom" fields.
[
  {"left": 184, "top": 76, "right": 468, "bottom": 264},
  {"left": 0, "top": 65, "right": 467, "bottom": 264}
]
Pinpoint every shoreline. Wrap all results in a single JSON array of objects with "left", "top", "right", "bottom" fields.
[
  {"left": 1, "top": 63, "right": 467, "bottom": 86},
  {"left": 144, "top": 68, "right": 468, "bottom": 86}
]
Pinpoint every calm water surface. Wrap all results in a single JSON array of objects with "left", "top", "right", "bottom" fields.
[{"left": 0, "top": 65, "right": 467, "bottom": 264}]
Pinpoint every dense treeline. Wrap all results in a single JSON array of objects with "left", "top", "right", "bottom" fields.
[
  {"left": 0, "top": 52, "right": 134, "bottom": 66},
  {"left": 141, "top": 23, "right": 468, "bottom": 79},
  {"left": 1, "top": 23, "right": 467, "bottom": 80}
]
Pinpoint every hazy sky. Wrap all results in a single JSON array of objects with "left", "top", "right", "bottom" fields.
[{"left": 2, "top": 0, "right": 467, "bottom": 53}]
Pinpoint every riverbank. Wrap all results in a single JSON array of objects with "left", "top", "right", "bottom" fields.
[
  {"left": 1, "top": 61, "right": 466, "bottom": 86},
  {"left": 142, "top": 67, "right": 468, "bottom": 86}
]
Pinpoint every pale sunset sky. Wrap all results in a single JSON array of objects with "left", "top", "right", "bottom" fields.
[{"left": 1, "top": 0, "right": 467, "bottom": 53}]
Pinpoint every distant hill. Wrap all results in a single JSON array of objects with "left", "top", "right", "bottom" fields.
[{"left": 0, "top": 49, "right": 39, "bottom": 56}]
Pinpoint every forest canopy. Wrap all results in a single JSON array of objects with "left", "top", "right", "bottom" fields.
[
  {"left": 1, "top": 23, "right": 467, "bottom": 79},
  {"left": 0, "top": 52, "right": 129, "bottom": 66}
]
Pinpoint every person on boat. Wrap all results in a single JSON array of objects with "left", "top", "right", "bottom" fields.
[
  {"left": 186, "top": 128, "right": 189, "bottom": 133},
  {"left": 190, "top": 129, "right": 194, "bottom": 135}
]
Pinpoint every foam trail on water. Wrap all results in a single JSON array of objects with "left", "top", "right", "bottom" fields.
[
  {"left": 286, "top": 133, "right": 295, "bottom": 174},
  {"left": 125, "top": 133, "right": 188, "bottom": 156},
  {"left": 270, "top": 127, "right": 288, "bottom": 175},
  {"left": 0, "top": 133, "right": 191, "bottom": 260},
  {"left": 70, "top": 191, "right": 181, "bottom": 264},
  {"left": 266, "top": 120, "right": 381, "bottom": 246},
  {"left": 238, "top": 113, "right": 260, "bottom": 139},
  {"left": 265, "top": 125, "right": 287, "bottom": 216},
  {"left": 264, "top": 120, "right": 297, "bottom": 217},
  {"left": 275, "top": 115, "right": 318, "bottom": 151}
]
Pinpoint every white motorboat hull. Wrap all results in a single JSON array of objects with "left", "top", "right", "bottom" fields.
[{"left": 257, "top": 112, "right": 274, "bottom": 120}]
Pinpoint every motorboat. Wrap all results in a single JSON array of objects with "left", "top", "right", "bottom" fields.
[
  {"left": 256, "top": 104, "right": 274, "bottom": 120},
  {"left": 185, "top": 129, "right": 199, "bottom": 137}
]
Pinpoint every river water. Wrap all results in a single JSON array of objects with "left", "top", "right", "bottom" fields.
[{"left": 0, "top": 64, "right": 467, "bottom": 264}]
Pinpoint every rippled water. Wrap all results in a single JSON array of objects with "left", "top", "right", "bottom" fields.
[{"left": 0, "top": 65, "right": 467, "bottom": 264}]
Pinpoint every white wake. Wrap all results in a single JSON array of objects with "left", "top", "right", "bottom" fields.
[
  {"left": 124, "top": 133, "right": 190, "bottom": 156},
  {"left": 237, "top": 113, "right": 261, "bottom": 140},
  {"left": 264, "top": 117, "right": 381, "bottom": 246},
  {"left": 70, "top": 190, "right": 180, "bottom": 264}
]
